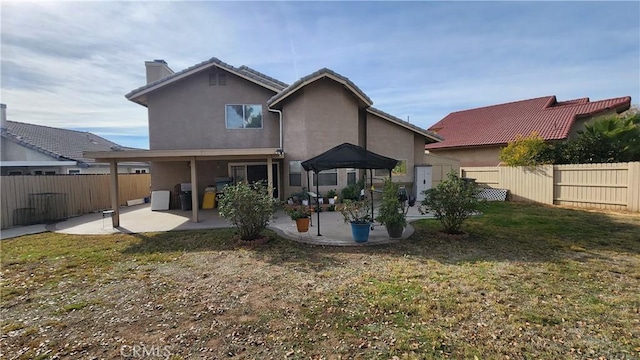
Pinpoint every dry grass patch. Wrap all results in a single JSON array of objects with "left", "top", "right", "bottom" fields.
[{"left": 1, "top": 203, "right": 638, "bottom": 359}]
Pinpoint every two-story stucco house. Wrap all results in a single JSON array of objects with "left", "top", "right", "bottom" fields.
[{"left": 87, "top": 57, "right": 441, "bottom": 225}]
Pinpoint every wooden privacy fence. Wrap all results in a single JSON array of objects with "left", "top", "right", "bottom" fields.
[
  {"left": 1, "top": 174, "right": 151, "bottom": 229},
  {"left": 460, "top": 162, "right": 640, "bottom": 212}
]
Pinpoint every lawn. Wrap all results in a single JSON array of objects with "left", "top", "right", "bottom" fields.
[{"left": 1, "top": 202, "right": 639, "bottom": 359}]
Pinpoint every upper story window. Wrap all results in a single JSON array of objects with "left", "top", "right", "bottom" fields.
[{"left": 225, "top": 104, "right": 263, "bottom": 129}]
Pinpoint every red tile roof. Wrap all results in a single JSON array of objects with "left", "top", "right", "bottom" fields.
[{"left": 425, "top": 95, "right": 631, "bottom": 150}]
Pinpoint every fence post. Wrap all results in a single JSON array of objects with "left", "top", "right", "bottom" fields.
[{"left": 628, "top": 162, "right": 640, "bottom": 212}]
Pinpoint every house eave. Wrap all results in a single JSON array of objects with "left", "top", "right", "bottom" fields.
[{"left": 85, "top": 148, "right": 284, "bottom": 162}]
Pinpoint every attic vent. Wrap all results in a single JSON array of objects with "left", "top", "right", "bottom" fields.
[{"left": 209, "top": 73, "right": 227, "bottom": 86}]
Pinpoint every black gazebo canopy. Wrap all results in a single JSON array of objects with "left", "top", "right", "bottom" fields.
[{"left": 301, "top": 143, "right": 398, "bottom": 236}]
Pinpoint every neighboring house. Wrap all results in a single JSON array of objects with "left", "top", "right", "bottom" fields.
[
  {"left": 425, "top": 95, "right": 632, "bottom": 166},
  {"left": 86, "top": 57, "right": 442, "bottom": 223},
  {"left": 0, "top": 104, "right": 150, "bottom": 175}
]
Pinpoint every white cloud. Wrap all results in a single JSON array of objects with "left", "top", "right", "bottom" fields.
[{"left": 1, "top": 1, "right": 638, "bottom": 149}]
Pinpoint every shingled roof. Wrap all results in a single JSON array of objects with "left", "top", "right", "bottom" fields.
[
  {"left": 426, "top": 95, "right": 632, "bottom": 150},
  {"left": 2, "top": 121, "right": 138, "bottom": 165}
]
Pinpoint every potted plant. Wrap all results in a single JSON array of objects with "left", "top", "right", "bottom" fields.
[
  {"left": 340, "top": 199, "right": 372, "bottom": 242},
  {"left": 376, "top": 179, "right": 408, "bottom": 238},
  {"left": 326, "top": 189, "right": 337, "bottom": 205},
  {"left": 284, "top": 205, "right": 311, "bottom": 233}
]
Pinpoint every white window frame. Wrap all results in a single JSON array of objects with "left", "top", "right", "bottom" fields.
[
  {"left": 133, "top": 168, "right": 148, "bottom": 174},
  {"left": 225, "top": 104, "right": 263, "bottom": 129},
  {"left": 67, "top": 169, "right": 81, "bottom": 175}
]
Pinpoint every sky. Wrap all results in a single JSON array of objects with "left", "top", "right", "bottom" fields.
[{"left": 1, "top": 1, "right": 639, "bottom": 150}]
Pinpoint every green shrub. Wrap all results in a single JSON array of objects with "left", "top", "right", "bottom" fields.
[
  {"left": 375, "top": 179, "right": 407, "bottom": 227},
  {"left": 341, "top": 184, "right": 360, "bottom": 201},
  {"left": 419, "top": 171, "right": 485, "bottom": 234},
  {"left": 218, "top": 181, "right": 277, "bottom": 240}
]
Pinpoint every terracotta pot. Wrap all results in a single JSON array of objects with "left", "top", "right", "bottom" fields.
[{"left": 295, "top": 217, "right": 310, "bottom": 232}]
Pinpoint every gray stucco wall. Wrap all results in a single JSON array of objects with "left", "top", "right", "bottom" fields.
[
  {"left": 281, "top": 79, "right": 361, "bottom": 198},
  {"left": 1, "top": 141, "right": 57, "bottom": 161},
  {"left": 146, "top": 68, "right": 280, "bottom": 150},
  {"left": 366, "top": 112, "right": 416, "bottom": 184}
]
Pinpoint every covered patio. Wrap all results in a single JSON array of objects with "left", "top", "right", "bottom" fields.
[{"left": 85, "top": 148, "right": 283, "bottom": 228}]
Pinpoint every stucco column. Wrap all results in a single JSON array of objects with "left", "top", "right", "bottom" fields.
[
  {"left": 109, "top": 160, "right": 120, "bottom": 227},
  {"left": 267, "top": 155, "right": 273, "bottom": 198},
  {"left": 190, "top": 157, "right": 199, "bottom": 223}
]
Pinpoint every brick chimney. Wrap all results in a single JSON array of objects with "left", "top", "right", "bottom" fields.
[
  {"left": 145, "top": 59, "right": 174, "bottom": 84},
  {"left": 1, "top": 104, "right": 7, "bottom": 130}
]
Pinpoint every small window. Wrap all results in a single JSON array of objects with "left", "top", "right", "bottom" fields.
[
  {"left": 375, "top": 160, "right": 407, "bottom": 177},
  {"left": 8, "top": 170, "right": 22, "bottom": 176},
  {"left": 218, "top": 73, "right": 226, "bottom": 85},
  {"left": 392, "top": 160, "right": 407, "bottom": 176},
  {"left": 68, "top": 169, "right": 81, "bottom": 175},
  {"left": 33, "top": 170, "right": 43, "bottom": 175},
  {"left": 209, "top": 73, "right": 217, "bottom": 86},
  {"left": 313, "top": 169, "right": 337, "bottom": 186},
  {"left": 347, "top": 168, "right": 357, "bottom": 185},
  {"left": 44, "top": 171, "right": 57, "bottom": 175},
  {"left": 134, "top": 169, "right": 147, "bottom": 174},
  {"left": 289, "top": 161, "right": 301, "bottom": 187},
  {"left": 226, "top": 104, "right": 262, "bottom": 129}
]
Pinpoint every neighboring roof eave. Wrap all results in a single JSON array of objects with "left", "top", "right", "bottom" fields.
[
  {"left": 85, "top": 148, "right": 283, "bottom": 162},
  {"left": 1, "top": 129, "right": 76, "bottom": 162},
  {"left": 367, "top": 107, "right": 442, "bottom": 143},
  {"left": 267, "top": 68, "right": 373, "bottom": 108},
  {"left": 425, "top": 95, "right": 632, "bottom": 149},
  {"left": 126, "top": 57, "right": 285, "bottom": 105}
]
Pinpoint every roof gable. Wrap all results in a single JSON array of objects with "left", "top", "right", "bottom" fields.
[
  {"left": 267, "top": 68, "right": 373, "bottom": 108},
  {"left": 126, "top": 58, "right": 288, "bottom": 105},
  {"left": 2, "top": 121, "right": 136, "bottom": 165},
  {"left": 426, "top": 95, "right": 632, "bottom": 150}
]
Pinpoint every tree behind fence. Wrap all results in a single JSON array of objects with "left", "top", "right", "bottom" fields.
[{"left": 1, "top": 174, "right": 151, "bottom": 229}]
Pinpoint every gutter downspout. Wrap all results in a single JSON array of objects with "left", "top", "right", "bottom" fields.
[{"left": 268, "top": 107, "right": 283, "bottom": 152}]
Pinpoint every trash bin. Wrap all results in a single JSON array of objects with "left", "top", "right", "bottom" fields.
[{"left": 179, "top": 191, "right": 192, "bottom": 211}]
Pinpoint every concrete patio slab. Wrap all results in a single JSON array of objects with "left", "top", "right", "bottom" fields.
[{"left": 3, "top": 202, "right": 435, "bottom": 245}]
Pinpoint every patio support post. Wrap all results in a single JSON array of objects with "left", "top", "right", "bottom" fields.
[
  {"left": 316, "top": 171, "right": 321, "bottom": 236},
  {"left": 190, "top": 157, "right": 199, "bottom": 223},
  {"left": 370, "top": 169, "right": 374, "bottom": 223},
  {"left": 267, "top": 155, "right": 273, "bottom": 198},
  {"left": 109, "top": 159, "right": 120, "bottom": 227}
]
